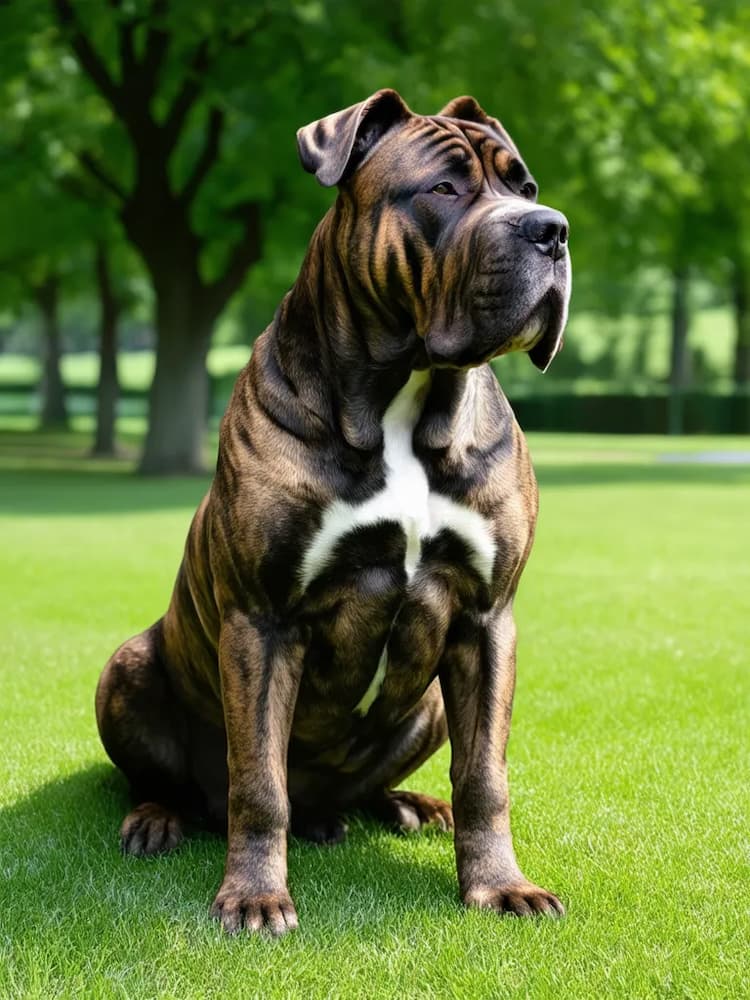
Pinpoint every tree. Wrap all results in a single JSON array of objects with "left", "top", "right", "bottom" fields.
[
  {"left": 34, "top": 271, "right": 69, "bottom": 428},
  {"left": 91, "top": 241, "right": 120, "bottom": 456},
  {"left": 0, "top": 21, "right": 120, "bottom": 437},
  {"left": 708, "top": 9, "right": 750, "bottom": 388},
  {"left": 42, "top": 0, "right": 266, "bottom": 472},
  {"left": 0, "top": 173, "right": 95, "bottom": 432},
  {"left": 4, "top": 0, "right": 749, "bottom": 451},
  {"left": 0, "top": 1, "right": 410, "bottom": 472},
  {"left": 540, "top": 0, "right": 748, "bottom": 423}
]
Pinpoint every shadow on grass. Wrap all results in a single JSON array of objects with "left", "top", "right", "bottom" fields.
[
  {"left": 0, "top": 467, "right": 211, "bottom": 516},
  {"left": 2, "top": 440, "right": 748, "bottom": 519},
  {"left": 0, "top": 427, "right": 214, "bottom": 516},
  {"left": 0, "top": 764, "right": 458, "bottom": 948}
]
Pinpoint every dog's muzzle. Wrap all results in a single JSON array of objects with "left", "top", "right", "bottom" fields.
[{"left": 517, "top": 208, "right": 569, "bottom": 262}]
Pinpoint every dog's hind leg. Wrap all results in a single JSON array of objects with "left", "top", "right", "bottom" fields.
[
  {"left": 348, "top": 680, "right": 454, "bottom": 833},
  {"left": 96, "top": 621, "right": 190, "bottom": 855}
]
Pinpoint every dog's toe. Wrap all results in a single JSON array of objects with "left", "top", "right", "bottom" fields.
[
  {"left": 368, "top": 789, "right": 454, "bottom": 834},
  {"left": 120, "top": 802, "right": 184, "bottom": 856},
  {"left": 211, "top": 884, "right": 298, "bottom": 936},
  {"left": 465, "top": 882, "right": 565, "bottom": 918}
]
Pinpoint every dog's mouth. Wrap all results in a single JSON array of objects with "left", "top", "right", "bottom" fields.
[
  {"left": 492, "top": 300, "right": 550, "bottom": 357},
  {"left": 490, "top": 286, "right": 568, "bottom": 370},
  {"left": 422, "top": 274, "right": 570, "bottom": 371}
]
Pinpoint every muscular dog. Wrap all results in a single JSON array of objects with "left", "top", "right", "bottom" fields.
[{"left": 96, "top": 89, "right": 571, "bottom": 935}]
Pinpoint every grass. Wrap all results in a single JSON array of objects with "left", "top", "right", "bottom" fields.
[
  {"left": 0, "top": 345, "right": 253, "bottom": 392},
  {"left": 1, "top": 423, "right": 748, "bottom": 999}
]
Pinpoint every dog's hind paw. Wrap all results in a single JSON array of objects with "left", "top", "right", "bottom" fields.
[
  {"left": 120, "top": 802, "right": 184, "bottom": 856},
  {"left": 369, "top": 789, "right": 454, "bottom": 833},
  {"left": 291, "top": 809, "right": 348, "bottom": 845}
]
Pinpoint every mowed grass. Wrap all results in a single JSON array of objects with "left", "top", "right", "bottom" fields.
[
  {"left": 0, "top": 345, "right": 253, "bottom": 392},
  {"left": 0, "top": 426, "right": 748, "bottom": 999}
]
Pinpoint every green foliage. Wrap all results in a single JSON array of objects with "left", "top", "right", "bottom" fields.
[{"left": 1, "top": 0, "right": 749, "bottom": 386}]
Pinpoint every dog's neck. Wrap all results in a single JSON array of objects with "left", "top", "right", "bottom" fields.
[{"left": 262, "top": 210, "right": 483, "bottom": 454}]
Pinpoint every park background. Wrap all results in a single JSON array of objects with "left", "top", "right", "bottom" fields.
[{"left": 0, "top": 2, "right": 748, "bottom": 999}]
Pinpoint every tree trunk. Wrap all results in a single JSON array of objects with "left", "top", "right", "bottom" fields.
[
  {"left": 668, "top": 266, "right": 689, "bottom": 436},
  {"left": 732, "top": 257, "right": 750, "bottom": 388},
  {"left": 35, "top": 276, "right": 69, "bottom": 429},
  {"left": 137, "top": 281, "right": 213, "bottom": 475},
  {"left": 127, "top": 211, "right": 260, "bottom": 476},
  {"left": 118, "top": 183, "right": 261, "bottom": 475},
  {"left": 92, "top": 243, "right": 120, "bottom": 456}
]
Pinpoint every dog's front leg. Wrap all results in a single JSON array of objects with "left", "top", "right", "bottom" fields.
[
  {"left": 440, "top": 603, "right": 564, "bottom": 917},
  {"left": 210, "top": 610, "right": 304, "bottom": 935}
]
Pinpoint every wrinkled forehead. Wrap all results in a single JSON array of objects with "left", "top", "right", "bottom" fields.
[
  {"left": 431, "top": 114, "right": 521, "bottom": 160},
  {"left": 362, "top": 113, "right": 529, "bottom": 191}
]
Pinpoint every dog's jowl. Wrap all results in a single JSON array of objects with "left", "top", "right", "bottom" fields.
[{"left": 96, "top": 89, "right": 571, "bottom": 935}]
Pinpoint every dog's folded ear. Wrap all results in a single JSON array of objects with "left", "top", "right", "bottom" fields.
[
  {"left": 438, "top": 96, "right": 520, "bottom": 156},
  {"left": 297, "top": 89, "right": 411, "bottom": 187}
]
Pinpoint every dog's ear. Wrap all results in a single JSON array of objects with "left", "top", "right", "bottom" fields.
[
  {"left": 297, "top": 89, "right": 411, "bottom": 187},
  {"left": 438, "top": 96, "right": 520, "bottom": 156}
]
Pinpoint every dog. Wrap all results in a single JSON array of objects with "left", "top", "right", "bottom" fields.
[{"left": 96, "top": 89, "right": 571, "bottom": 935}]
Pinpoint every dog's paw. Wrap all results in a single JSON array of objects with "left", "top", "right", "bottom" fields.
[
  {"left": 120, "top": 802, "right": 184, "bottom": 856},
  {"left": 464, "top": 882, "right": 565, "bottom": 917},
  {"left": 210, "top": 882, "right": 299, "bottom": 936},
  {"left": 292, "top": 811, "right": 348, "bottom": 845},
  {"left": 371, "top": 789, "right": 454, "bottom": 833}
]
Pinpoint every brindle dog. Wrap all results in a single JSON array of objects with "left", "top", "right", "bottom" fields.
[{"left": 96, "top": 89, "right": 571, "bottom": 935}]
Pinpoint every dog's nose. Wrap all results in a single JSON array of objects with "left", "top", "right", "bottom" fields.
[{"left": 518, "top": 209, "right": 569, "bottom": 261}]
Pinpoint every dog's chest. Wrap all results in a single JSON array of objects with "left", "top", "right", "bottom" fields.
[
  {"left": 300, "top": 371, "right": 496, "bottom": 591},
  {"left": 293, "top": 370, "right": 497, "bottom": 722}
]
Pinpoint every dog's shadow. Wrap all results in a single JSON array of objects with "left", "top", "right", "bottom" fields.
[{"left": 1, "top": 764, "right": 459, "bottom": 946}]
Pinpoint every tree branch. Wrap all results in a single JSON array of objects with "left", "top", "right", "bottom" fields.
[
  {"left": 110, "top": 0, "right": 140, "bottom": 86},
  {"left": 161, "top": 39, "right": 211, "bottom": 153},
  {"left": 54, "top": 170, "right": 97, "bottom": 205},
  {"left": 160, "top": 16, "right": 265, "bottom": 156},
  {"left": 205, "top": 201, "right": 262, "bottom": 314},
  {"left": 141, "top": 0, "right": 171, "bottom": 93},
  {"left": 179, "top": 106, "right": 225, "bottom": 205},
  {"left": 52, "top": 0, "right": 125, "bottom": 115},
  {"left": 76, "top": 151, "right": 128, "bottom": 201}
]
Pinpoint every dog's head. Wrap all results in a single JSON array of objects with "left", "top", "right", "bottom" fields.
[{"left": 297, "top": 89, "right": 570, "bottom": 371}]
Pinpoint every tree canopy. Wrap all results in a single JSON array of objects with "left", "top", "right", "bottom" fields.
[{"left": 1, "top": 0, "right": 748, "bottom": 467}]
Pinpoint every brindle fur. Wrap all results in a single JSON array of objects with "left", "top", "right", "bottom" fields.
[{"left": 96, "top": 90, "right": 570, "bottom": 934}]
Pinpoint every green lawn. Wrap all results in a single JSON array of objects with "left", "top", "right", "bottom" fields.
[
  {"left": 0, "top": 345, "right": 253, "bottom": 392},
  {"left": 1, "top": 426, "right": 748, "bottom": 999}
]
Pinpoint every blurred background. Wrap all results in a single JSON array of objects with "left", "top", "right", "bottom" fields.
[{"left": 1, "top": 0, "right": 749, "bottom": 474}]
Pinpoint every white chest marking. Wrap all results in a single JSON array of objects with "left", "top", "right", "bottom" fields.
[
  {"left": 301, "top": 371, "right": 496, "bottom": 591},
  {"left": 300, "top": 370, "right": 497, "bottom": 714},
  {"left": 300, "top": 370, "right": 497, "bottom": 590},
  {"left": 353, "top": 644, "right": 389, "bottom": 716}
]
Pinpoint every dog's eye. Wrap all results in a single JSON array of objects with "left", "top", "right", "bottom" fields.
[
  {"left": 431, "top": 181, "right": 457, "bottom": 196},
  {"left": 521, "top": 181, "right": 538, "bottom": 201}
]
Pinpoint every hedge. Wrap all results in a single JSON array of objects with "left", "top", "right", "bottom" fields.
[{"left": 2, "top": 379, "right": 749, "bottom": 435}]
